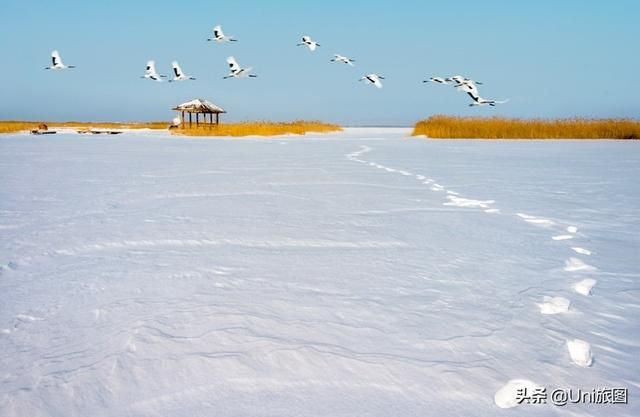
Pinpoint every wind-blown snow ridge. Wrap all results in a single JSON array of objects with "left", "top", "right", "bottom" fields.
[{"left": 53, "top": 238, "right": 408, "bottom": 256}]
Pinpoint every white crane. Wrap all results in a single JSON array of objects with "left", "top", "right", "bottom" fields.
[
  {"left": 168, "top": 61, "right": 196, "bottom": 82},
  {"left": 458, "top": 82, "right": 508, "bottom": 106},
  {"left": 141, "top": 60, "right": 165, "bottom": 82},
  {"left": 297, "top": 35, "right": 320, "bottom": 51},
  {"left": 447, "top": 75, "right": 483, "bottom": 86},
  {"left": 45, "top": 50, "right": 75, "bottom": 70},
  {"left": 359, "top": 74, "right": 384, "bottom": 89},
  {"left": 423, "top": 77, "right": 449, "bottom": 84},
  {"left": 223, "top": 56, "right": 257, "bottom": 79},
  {"left": 468, "top": 97, "right": 510, "bottom": 107},
  {"left": 207, "top": 25, "right": 237, "bottom": 42},
  {"left": 331, "top": 54, "right": 355, "bottom": 66},
  {"left": 456, "top": 80, "right": 480, "bottom": 98}
]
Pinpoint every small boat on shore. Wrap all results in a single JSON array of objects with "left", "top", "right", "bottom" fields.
[{"left": 31, "top": 123, "right": 57, "bottom": 135}]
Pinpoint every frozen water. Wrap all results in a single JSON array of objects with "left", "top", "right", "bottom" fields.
[{"left": 1, "top": 129, "right": 639, "bottom": 416}]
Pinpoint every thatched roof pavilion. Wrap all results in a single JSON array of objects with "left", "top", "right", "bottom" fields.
[{"left": 173, "top": 98, "right": 226, "bottom": 127}]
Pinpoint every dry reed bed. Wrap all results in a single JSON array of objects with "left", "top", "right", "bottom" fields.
[
  {"left": 0, "top": 121, "right": 167, "bottom": 133},
  {"left": 413, "top": 116, "right": 640, "bottom": 139},
  {"left": 1, "top": 120, "right": 341, "bottom": 136},
  {"left": 174, "top": 121, "right": 342, "bottom": 137}
]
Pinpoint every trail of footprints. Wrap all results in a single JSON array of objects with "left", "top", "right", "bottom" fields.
[
  {"left": 0, "top": 146, "right": 604, "bottom": 408},
  {"left": 346, "top": 146, "right": 601, "bottom": 409}
]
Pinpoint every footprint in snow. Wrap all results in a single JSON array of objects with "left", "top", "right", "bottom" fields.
[
  {"left": 553, "top": 235, "right": 574, "bottom": 241},
  {"left": 494, "top": 379, "right": 543, "bottom": 408},
  {"left": 571, "top": 247, "right": 592, "bottom": 255},
  {"left": 13, "top": 314, "right": 45, "bottom": 329},
  {"left": 567, "top": 339, "right": 593, "bottom": 367},
  {"left": 517, "top": 213, "right": 555, "bottom": 227},
  {"left": 538, "top": 296, "right": 570, "bottom": 315},
  {"left": 574, "top": 278, "right": 597, "bottom": 296},
  {"left": 564, "top": 258, "right": 596, "bottom": 272}
]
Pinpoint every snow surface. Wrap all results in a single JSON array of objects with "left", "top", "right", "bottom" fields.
[{"left": 1, "top": 128, "right": 639, "bottom": 416}]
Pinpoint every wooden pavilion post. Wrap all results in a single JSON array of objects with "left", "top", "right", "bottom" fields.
[
  {"left": 216, "top": 113, "right": 220, "bottom": 125},
  {"left": 181, "top": 111, "right": 185, "bottom": 125},
  {"left": 189, "top": 112, "right": 192, "bottom": 128}
]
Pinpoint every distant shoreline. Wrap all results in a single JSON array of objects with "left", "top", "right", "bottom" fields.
[
  {"left": 0, "top": 121, "right": 167, "bottom": 135},
  {"left": 3, "top": 118, "right": 640, "bottom": 139},
  {"left": 0, "top": 120, "right": 341, "bottom": 137}
]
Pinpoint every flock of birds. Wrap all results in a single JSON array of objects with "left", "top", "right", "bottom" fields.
[
  {"left": 44, "top": 25, "right": 508, "bottom": 107},
  {"left": 424, "top": 76, "right": 509, "bottom": 107}
]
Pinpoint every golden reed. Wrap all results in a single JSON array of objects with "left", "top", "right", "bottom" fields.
[
  {"left": 412, "top": 116, "right": 640, "bottom": 139},
  {"left": 1, "top": 120, "right": 341, "bottom": 136},
  {"left": 174, "top": 121, "right": 341, "bottom": 137}
]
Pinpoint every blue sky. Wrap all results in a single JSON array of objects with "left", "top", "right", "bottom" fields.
[{"left": 1, "top": 0, "right": 639, "bottom": 125}]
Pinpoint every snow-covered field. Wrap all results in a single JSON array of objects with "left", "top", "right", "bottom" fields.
[{"left": 1, "top": 128, "right": 638, "bottom": 416}]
